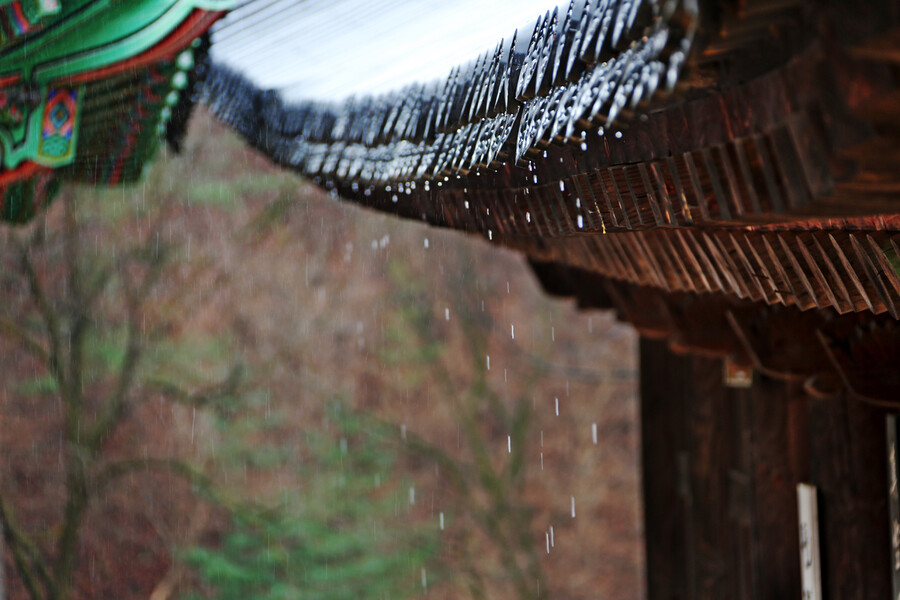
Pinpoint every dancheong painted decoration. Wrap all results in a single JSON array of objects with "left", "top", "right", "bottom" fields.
[
  {"left": 0, "top": 0, "right": 231, "bottom": 222},
  {"left": 3, "top": 1, "right": 900, "bottom": 598}
]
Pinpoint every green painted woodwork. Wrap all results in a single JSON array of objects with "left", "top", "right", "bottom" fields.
[
  {"left": 0, "top": 169, "right": 58, "bottom": 223},
  {"left": 0, "top": 0, "right": 231, "bottom": 174},
  {"left": 21, "top": 0, "right": 62, "bottom": 22},
  {"left": 0, "top": 1, "right": 231, "bottom": 82}
]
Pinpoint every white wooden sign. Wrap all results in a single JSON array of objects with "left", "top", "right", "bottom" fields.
[
  {"left": 797, "top": 483, "right": 823, "bottom": 600},
  {"left": 885, "top": 415, "right": 900, "bottom": 600}
]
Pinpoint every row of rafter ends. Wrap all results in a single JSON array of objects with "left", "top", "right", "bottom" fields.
[
  {"left": 201, "top": 0, "right": 699, "bottom": 182},
  {"left": 517, "top": 228, "right": 900, "bottom": 319},
  {"left": 425, "top": 113, "right": 829, "bottom": 236},
  {"left": 206, "top": 0, "right": 695, "bottom": 148}
]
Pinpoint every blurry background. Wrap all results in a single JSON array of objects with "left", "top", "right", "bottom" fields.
[{"left": 0, "top": 110, "right": 641, "bottom": 599}]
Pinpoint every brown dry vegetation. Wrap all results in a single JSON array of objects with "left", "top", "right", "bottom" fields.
[{"left": 0, "top": 110, "right": 641, "bottom": 599}]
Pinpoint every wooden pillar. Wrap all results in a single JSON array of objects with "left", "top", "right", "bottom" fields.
[{"left": 640, "top": 338, "right": 891, "bottom": 600}]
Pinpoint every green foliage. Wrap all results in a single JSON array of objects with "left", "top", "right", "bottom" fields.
[
  {"left": 378, "top": 259, "right": 442, "bottom": 369},
  {"left": 184, "top": 406, "right": 440, "bottom": 600},
  {"left": 16, "top": 373, "right": 59, "bottom": 395}
]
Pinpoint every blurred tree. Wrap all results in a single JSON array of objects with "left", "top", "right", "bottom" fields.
[
  {"left": 372, "top": 255, "right": 548, "bottom": 600},
  {"left": 184, "top": 405, "right": 440, "bottom": 600},
  {"left": 0, "top": 191, "right": 242, "bottom": 600}
]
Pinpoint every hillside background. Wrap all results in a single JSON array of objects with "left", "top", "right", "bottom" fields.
[{"left": 0, "top": 110, "right": 642, "bottom": 599}]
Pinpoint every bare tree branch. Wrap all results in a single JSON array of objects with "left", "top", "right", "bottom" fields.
[
  {"left": 143, "top": 364, "right": 245, "bottom": 414},
  {"left": 92, "top": 457, "right": 230, "bottom": 510},
  {"left": 15, "top": 235, "right": 65, "bottom": 393},
  {"left": 0, "top": 314, "right": 47, "bottom": 364},
  {"left": 86, "top": 318, "right": 142, "bottom": 454},
  {"left": 0, "top": 491, "right": 50, "bottom": 600}
]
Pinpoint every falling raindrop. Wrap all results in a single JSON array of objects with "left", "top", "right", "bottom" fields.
[
  {"left": 445, "top": 308, "right": 450, "bottom": 320},
  {"left": 571, "top": 496, "right": 576, "bottom": 518},
  {"left": 508, "top": 435, "right": 511, "bottom": 453},
  {"left": 592, "top": 422, "right": 598, "bottom": 444},
  {"left": 555, "top": 397, "right": 559, "bottom": 416},
  {"left": 440, "top": 512, "right": 445, "bottom": 530},
  {"left": 486, "top": 355, "right": 491, "bottom": 370}
]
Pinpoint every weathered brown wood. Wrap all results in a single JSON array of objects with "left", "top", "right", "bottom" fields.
[
  {"left": 683, "top": 353, "right": 742, "bottom": 600},
  {"left": 745, "top": 377, "right": 807, "bottom": 600},
  {"left": 807, "top": 392, "right": 890, "bottom": 599},
  {"left": 641, "top": 339, "right": 893, "bottom": 600},
  {"left": 641, "top": 339, "right": 693, "bottom": 600}
]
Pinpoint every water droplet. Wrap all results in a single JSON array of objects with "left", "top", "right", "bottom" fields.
[
  {"left": 555, "top": 397, "right": 559, "bottom": 416},
  {"left": 440, "top": 512, "right": 445, "bottom": 530},
  {"left": 577, "top": 214, "right": 584, "bottom": 228},
  {"left": 592, "top": 422, "right": 598, "bottom": 445},
  {"left": 445, "top": 308, "right": 450, "bottom": 321},
  {"left": 486, "top": 355, "right": 491, "bottom": 370},
  {"left": 571, "top": 496, "right": 576, "bottom": 518},
  {"left": 424, "top": 238, "right": 430, "bottom": 248}
]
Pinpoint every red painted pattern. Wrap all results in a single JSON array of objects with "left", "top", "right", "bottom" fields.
[{"left": 59, "top": 9, "right": 224, "bottom": 86}]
